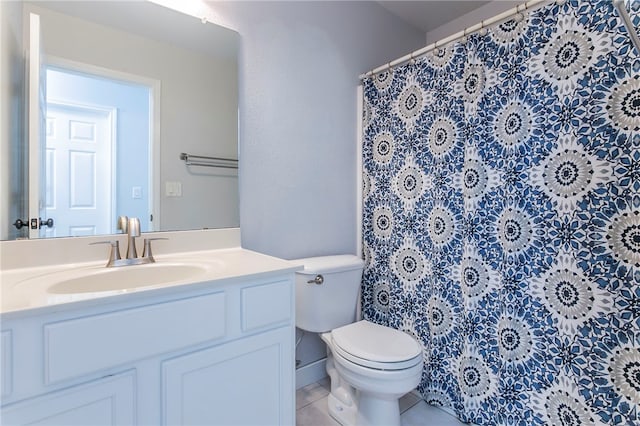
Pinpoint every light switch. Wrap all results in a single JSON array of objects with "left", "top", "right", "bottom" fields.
[
  {"left": 132, "top": 186, "right": 142, "bottom": 199},
  {"left": 166, "top": 181, "right": 182, "bottom": 197}
]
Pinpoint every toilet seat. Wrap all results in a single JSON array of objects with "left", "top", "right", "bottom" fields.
[{"left": 331, "top": 320, "right": 422, "bottom": 371}]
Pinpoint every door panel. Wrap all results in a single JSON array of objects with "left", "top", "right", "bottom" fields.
[{"left": 45, "top": 104, "right": 113, "bottom": 237}]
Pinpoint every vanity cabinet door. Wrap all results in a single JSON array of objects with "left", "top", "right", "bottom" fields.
[
  {"left": 1, "top": 372, "right": 135, "bottom": 425},
  {"left": 1, "top": 330, "right": 12, "bottom": 398},
  {"left": 163, "top": 326, "right": 294, "bottom": 426}
]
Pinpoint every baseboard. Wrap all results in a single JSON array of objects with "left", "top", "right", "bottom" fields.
[{"left": 295, "top": 357, "right": 327, "bottom": 389}]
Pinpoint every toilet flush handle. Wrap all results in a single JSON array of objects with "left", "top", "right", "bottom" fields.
[{"left": 307, "top": 274, "right": 324, "bottom": 285}]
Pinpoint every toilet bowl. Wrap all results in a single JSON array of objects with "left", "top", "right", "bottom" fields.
[
  {"left": 293, "top": 255, "right": 424, "bottom": 426},
  {"left": 321, "top": 320, "right": 423, "bottom": 426}
]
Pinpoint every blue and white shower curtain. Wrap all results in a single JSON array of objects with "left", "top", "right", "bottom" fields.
[{"left": 361, "top": 1, "right": 639, "bottom": 424}]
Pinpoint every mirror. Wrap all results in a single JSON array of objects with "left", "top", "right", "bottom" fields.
[{"left": 0, "top": 0, "right": 239, "bottom": 240}]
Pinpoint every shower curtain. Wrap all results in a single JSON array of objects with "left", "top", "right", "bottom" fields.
[{"left": 361, "top": 1, "right": 639, "bottom": 424}]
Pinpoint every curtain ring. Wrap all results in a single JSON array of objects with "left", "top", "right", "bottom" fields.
[
  {"left": 460, "top": 27, "right": 470, "bottom": 44},
  {"left": 479, "top": 20, "right": 488, "bottom": 36}
]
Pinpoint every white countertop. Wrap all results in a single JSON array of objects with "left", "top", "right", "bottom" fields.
[{"left": 1, "top": 247, "right": 302, "bottom": 317}]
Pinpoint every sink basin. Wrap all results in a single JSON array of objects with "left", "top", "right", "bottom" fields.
[{"left": 33, "top": 263, "right": 210, "bottom": 294}]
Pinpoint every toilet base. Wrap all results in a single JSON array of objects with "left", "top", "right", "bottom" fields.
[
  {"left": 327, "top": 390, "right": 402, "bottom": 426},
  {"left": 357, "top": 393, "right": 401, "bottom": 426},
  {"left": 327, "top": 392, "right": 357, "bottom": 426},
  {"left": 322, "top": 331, "right": 411, "bottom": 426}
]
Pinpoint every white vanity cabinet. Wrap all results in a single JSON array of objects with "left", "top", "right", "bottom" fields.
[
  {"left": 2, "top": 372, "right": 136, "bottom": 425},
  {"left": 0, "top": 273, "right": 295, "bottom": 425}
]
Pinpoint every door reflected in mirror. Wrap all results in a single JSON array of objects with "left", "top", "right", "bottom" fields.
[
  {"left": 45, "top": 66, "right": 154, "bottom": 238},
  {"left": 0, "top": 0, "right": 239, "bottom": 240}
]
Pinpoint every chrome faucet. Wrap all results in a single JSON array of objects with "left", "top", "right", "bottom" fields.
[{"left": 90, "top": 216, "right": 167, "bottom": 267}]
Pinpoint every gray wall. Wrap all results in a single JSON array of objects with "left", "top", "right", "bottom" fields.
[
  {"left": 208, "top": 1, "right": 425, "bottom": 370},
  {"left": 212, "top": 1, "right": 425, "bottom": 260}
]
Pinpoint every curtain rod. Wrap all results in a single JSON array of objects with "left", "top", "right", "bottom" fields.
[{"left": 360, "top": 0, "right": 554, "bottom": 80}]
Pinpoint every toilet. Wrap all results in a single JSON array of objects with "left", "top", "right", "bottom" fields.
[{"left": 294, "top": 255, "right": 423, "bottom": 426}]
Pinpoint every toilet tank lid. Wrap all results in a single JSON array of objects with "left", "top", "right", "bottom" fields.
[{"left": 292, "top": 255, "right": 364, "bottom": 274}]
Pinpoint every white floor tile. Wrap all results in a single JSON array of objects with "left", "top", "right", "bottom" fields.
[
  {"left": 317, "top": 376, "right": 331, "bottom": 391},
  {"left": 399, "top": 391, "right": 421, "bottom": 414},
  {"left": 296, "top": 381, "right": 467, "bottom": 426},
  {"left": 296, "top": 396, "right": 341, "bottom": 426},
  {"left": 297, "top": 381, "right": 330, "bottom": 410},
  {"left": 401, "top": 401, "right": 466, "bottom": 426}
]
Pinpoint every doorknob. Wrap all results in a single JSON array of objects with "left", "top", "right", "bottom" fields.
[
  {"left": 23, "top": 218, "right": 54, "bottom": 229},
  {"left": 39, "top": 218, "right": 54, "bottom": 228},
  {"left": 12, "top": 219, "right": 28, "bottom": 229}
]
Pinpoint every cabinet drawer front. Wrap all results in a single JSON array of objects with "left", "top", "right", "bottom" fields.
[
  {"left": 45, "top": 292, "right": 226, "bottom": 384},
  {"left": 1, "top": 330, "right": 12, "bottom": 398},
  {"left": 1, "top": 371, "right": 135, "bottom": 426},
  {"left": 241, "top": 280, "right": 291, "bottom": 332}
]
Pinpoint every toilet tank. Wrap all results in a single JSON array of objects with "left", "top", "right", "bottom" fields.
[{"left": 293, "top": 255, "right": 364, "bottom": 333}]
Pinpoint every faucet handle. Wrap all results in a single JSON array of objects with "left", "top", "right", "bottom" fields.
[
  {"left": 128, "top": 217, "right": 141, "bottom": 237},
  {"left": 124, "top": 217, "right": 141, "bottom": 259},
  {"left": 117, "top": 216, "right": 128, "bottom": 233},
  {"left": 142, "top": 237, "right": 168, "bottom": 262},
  {"left": 90, "top": 240, "right": 122, "bottom": 267}
]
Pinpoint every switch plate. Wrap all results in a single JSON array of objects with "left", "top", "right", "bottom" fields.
[
  {"left": 132, "top": 186, "right": 142, "bottom": 199},
  {"left": 165, "top": 181, "right": 182, "bottom": 197}
]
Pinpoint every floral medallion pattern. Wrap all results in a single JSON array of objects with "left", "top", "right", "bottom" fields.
[{"left": 361, "top": 1, "right": 640, "bottom": 424}]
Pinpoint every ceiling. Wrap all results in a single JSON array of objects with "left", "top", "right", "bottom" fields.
[{"left": 377, "top": 1, "right": 493, "bottom": 33}]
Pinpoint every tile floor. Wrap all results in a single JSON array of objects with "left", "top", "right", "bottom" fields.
[{"left": 296, "top": 378, "right": 467, "bottom": 426}]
